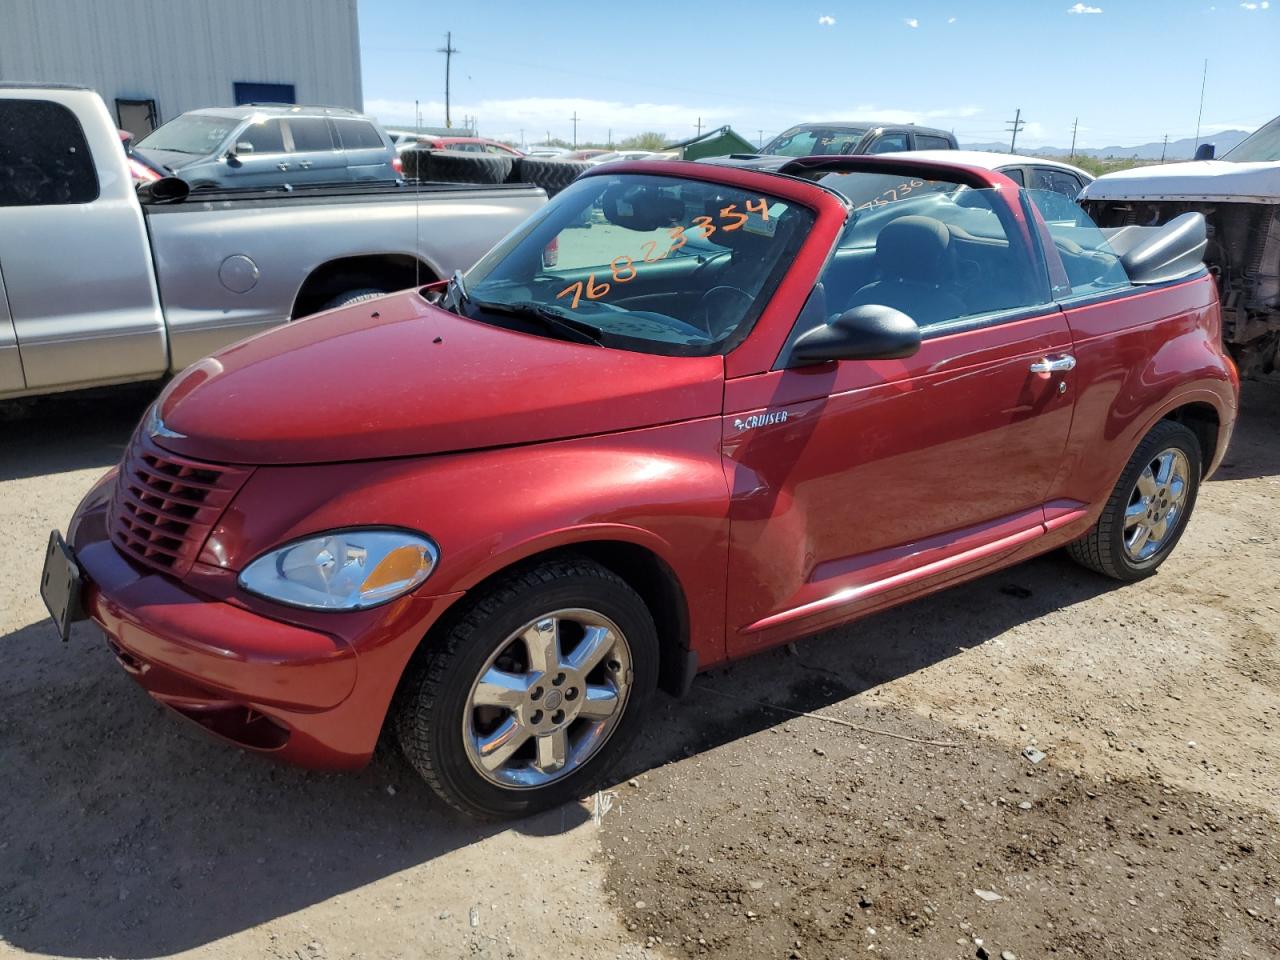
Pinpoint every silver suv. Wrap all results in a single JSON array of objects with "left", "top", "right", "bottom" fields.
[{"left": 134, "top": 104, "right": 400, "bottom": 190}]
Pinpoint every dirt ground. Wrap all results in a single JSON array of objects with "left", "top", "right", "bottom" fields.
[{"left": 2, "top": 378, "right": 1278, "bottom": 960}]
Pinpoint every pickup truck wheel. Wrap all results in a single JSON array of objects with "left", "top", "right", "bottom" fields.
[
  {"left": 321, "top": 288, "right": 386, "bottom": 311},
  {"left": 395, "top": 558, "right": 659, "bottom": 819},
  {"left": 1067, "top": 420, "right": 1202, "bottom": 581}
]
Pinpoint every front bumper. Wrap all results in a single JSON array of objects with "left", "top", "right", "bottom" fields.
[{"left": 69, "top": 486, "right": 462, "bottom": 769}]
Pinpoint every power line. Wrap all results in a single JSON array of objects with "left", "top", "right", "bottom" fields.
[
  {"left": 437, "top": 32, "right": 458, "bottom": 129},
  {"left": 1006, "top": 108, "right": 1026, "bottom": 152}
]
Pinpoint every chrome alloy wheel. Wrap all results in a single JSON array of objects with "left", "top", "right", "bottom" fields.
[
  {"left": 1123, "top": 447, "right": 1191, "bottom": 562},
  {"left": 462, "top": 609, "right": 633, "bottom": 788}
]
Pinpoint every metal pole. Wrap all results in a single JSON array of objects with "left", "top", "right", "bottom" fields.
[
  {"left": 1193, "top": 58, "right": 1208, "bottom": 148},
  {"left": 437, "top": 32, "right": 458, "bottom": 128},
  {"left": 570, "top": 112, "right": 579, "bottom": 147},
  {"left": 1069, "top": 117, "right": 1078, "bottom": 161}
]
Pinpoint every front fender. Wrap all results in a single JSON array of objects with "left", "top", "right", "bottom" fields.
[{"left": 200, "top": 417, "right": 732, "bottom": 667}]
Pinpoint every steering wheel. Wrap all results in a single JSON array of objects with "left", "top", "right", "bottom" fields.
[
  {"left": 697, "top": 285, "right": 754, "bottom": 338},
  {"left": 690, "top": 249, "right": 733, "bottom": 285}
]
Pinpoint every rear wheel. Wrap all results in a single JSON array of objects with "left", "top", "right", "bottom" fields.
[
  {"left": 320, "top": 288, "right": 386, "bottom": 311},
  {"left": 395, "top": 558, "right": 658, "bottom": 819},
  {"left": 1067, "top": 420, "right": 1202, "bottom": 581}
]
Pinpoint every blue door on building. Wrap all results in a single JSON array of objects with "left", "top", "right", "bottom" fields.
[{"left": 233, "top": 82, "right": 297, "bottom": 106}]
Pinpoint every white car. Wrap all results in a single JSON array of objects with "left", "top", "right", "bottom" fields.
[
  {"left": 585, "top": 150, "right": 674, "bottom": 166},
  {"left": 884, "top": 149, "right": 1093, "bottom": 194}
]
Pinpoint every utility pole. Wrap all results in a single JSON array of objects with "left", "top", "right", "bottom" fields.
[
  {"left": 437, "top": 32, "right": 458, "bottom": 128},
  {"left": 696, "top": 117, "right": 703, "bottom": 136},
  {"left": 570, "top": 111, "right": 580, "bottom": 147},
  {"left": 607, "top": 128, "right": 612, "bottom": 148},
  {"left": 1193, "top": 58, "right": 1209, "bottom": 149},
  {"left": 519, "top": 128, "right": 524, "bottom": 148},
  {"left": 1069, "top": 117, "right": 1078, "bottom": 161},
  {"left": 1006, "top": 108, "right": 1026, "bottom": 152},
  {"left": 1160, "top": 134, "right": 1169, "bottom": 163},
  {"left": 758, "top": 129, "right": 764, "bottom": 148}
]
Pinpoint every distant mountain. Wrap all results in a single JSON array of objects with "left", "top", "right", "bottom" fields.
[{"left": 961, "top": 130, "right": 1251, "bottom": 161}]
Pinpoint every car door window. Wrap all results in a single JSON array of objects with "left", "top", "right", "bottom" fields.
[
  {"left": 333, "top": 119, "right": 384, "bottom": 150},
  {"left": 793, "top": 177, "right": 1051, "bottom": 346},
  {"left": 867, "top": 133, "right": 909, "bottom": 153},
  {"left": 237, "top": 118, "right": 286, "bottom": 154},
  {"left": 1030, "top": 167, "right": 1083, "bottom": 199},
  {"left": 915, "top": 134, "right": 953, "bottom": 150},
  {"left": 286, "top": 118, "right": 334, "bottom": 152},
  {"left": 1000, "top": 166, "right": 1026, "bottom": 187},
  {"left": 1026, "top": 190, "right": 1130, "bottom": 297},
  {"left": 0, "top": 99, "right": 99, "bottom": 206}
]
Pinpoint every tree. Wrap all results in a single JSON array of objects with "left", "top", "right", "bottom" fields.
[{"left": 619, "top": 131, "right": 669, "bottom": 151}]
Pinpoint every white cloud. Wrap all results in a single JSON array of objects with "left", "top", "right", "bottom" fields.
[
  {"left": 948, "top": 16, "right": 958, "bottom": 22},
  {"left": 905, "top": 17, "right": 920, "bottom": 27},
  {"left": 363, "top": 96, "right": 742, "bottom": 144},
  {"left": 1240, "top": 1, "right": 1269, "bottom": 9},
  {"left": 1067, "top": 3, "right": 1103, "bottom": 12},
  {"left": 818, "top": 14, "right": 836, "bottom": 25}
]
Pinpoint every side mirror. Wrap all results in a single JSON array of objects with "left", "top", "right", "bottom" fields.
[
  {"left": 788, "top": 304, "right": 921, "bottom": 367},
  {"left": 1193, "top": 143, "right": 1215, "bottom": 161}
]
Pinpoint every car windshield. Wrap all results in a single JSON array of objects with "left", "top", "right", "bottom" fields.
[
  {"left": 137, "top": 114, "right": 238, "bottom": 155},
  {"left": 457, "top": 173, "right": 815, "bottom": 356},
  {"left": 1221, "top": 116, "right": 1280, "bottom": 163},
  {"left": 763, "top": 125, "right": 869, "bottom": 157}
]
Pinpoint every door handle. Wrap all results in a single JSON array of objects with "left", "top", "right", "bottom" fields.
[
  {"left": 1029, "top": 354, "right": 1076, "bottom": 374},
  {"left": 299, "top": 160, "right": 313, "bottom": 169},
  {"left": 276, "top": 162, "right": 290, "bottom": 171}
]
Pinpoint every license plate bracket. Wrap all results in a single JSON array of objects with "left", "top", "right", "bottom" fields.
[{"left": 41, "top": 530, "right": 84, "bottom": 642}]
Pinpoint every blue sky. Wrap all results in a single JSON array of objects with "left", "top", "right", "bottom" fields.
[{"left": 357, "top": 1, "right": 1276, "bottom": 148}]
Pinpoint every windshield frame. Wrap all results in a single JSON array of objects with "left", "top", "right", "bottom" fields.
[{"left": 1221, "top": 115, "right": 1280, "bottom": 163}]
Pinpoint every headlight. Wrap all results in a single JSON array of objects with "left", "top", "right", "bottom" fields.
[{"left": 238, "top": 529, "right": 439, "bottom": 610}]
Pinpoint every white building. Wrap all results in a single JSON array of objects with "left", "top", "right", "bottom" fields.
[{"left": 0, "top": 0, "right": 362, "bottom": 135}]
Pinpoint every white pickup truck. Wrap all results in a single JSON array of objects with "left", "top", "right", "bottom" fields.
[
  {"left": 0, "top": 84, "right": 546, "bottom": 400},
  {"left": 1081, "top": 115, "right": 1280, "bottom": 375}
]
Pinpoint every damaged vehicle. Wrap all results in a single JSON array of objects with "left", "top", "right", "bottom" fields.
[
  {"left": 1081, "top": 115, "right": 1280, "bottom": 375},
  {"left": 44, "top": 155, "right": 1237, "bottom": 819}
]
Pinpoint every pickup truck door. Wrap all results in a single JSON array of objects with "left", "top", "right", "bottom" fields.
[
  {"left": 722, "top": 188, "right": 1075, "bottom": 655},
  {"left": 0, "top": 92, "right": 167, "bottom": 394}
]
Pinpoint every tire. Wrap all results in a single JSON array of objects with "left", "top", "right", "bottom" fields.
[
  {"left": 402, "top": 148, "right": 513, "bottom": 184},
  {"left": 320, "top": 288, "right": 386, "bottom": 311},
  {"left": 1067, "top": 420, "right": 1202, "bottom": 581},
  {"left": 395, "top": 558, "right": 659, "bottom": 819},
  {"left": 508, "top": 157, "right": 593, "bottom": 197}
]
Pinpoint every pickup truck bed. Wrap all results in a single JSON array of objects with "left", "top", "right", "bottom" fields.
[{"left": 0, "top": 84, "right": 545, "bottom": 400}]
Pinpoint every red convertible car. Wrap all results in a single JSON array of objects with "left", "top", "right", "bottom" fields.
[{"left": 44, "top": 155, "right": 1238, "bottom": 819}]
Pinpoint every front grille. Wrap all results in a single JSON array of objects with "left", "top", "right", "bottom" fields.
[{"left": 108, "top": 433, "right": 250, "bottom": 576}]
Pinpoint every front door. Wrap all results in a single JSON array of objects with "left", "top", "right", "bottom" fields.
[
  {"left": 227, "top": 117, "right": 293, "bottom": 186},
  {"left": 723, "top": 182, "right": 1075, "bottom": 654}
]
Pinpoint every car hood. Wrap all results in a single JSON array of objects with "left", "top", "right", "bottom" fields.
[
  {"left": 1080, "top": 159, "right": 1280, "bottom": 204},
  {"left": 133, "top": 147, "right": 204, "bottom": 173},
  {"left": 153, "top": 290, "right": 725, "bottom": 466}
]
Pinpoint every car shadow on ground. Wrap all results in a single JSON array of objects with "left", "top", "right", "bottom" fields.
[
  {"left": 1211, "top": 377, "right": 1280, "bottom": 482},
  {"left": 0, "top": 549, "right": 1117, "bottom": 959},
  {"left": 0, "top": 386, "right": 156, "bottom": 482}
]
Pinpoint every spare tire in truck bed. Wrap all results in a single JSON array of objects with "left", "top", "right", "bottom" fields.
[
  {"left": 507, "top": 157, "right": 593, "bottom": 197},
  {"left": 402, "top": 149, "right": 514, "bottom": 184}
]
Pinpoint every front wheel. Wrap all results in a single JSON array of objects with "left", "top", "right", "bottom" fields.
[
  {"left": 1067, "top": 420, "right": 1202, "bottom": 581},
  {"left": 395, "top": 558, "right": 658, "bottom": 819}
]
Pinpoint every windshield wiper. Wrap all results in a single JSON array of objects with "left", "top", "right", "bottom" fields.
[
  {"left": 472, "top": 299, "right": 606, "bottom": 346},
  {"left": 442, "top": 269, "right": 470, "bottom": 314}
]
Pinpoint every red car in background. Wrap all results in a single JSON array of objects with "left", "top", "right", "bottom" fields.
[
  {"left": 396, "top": 135, "right": 523, "bottom": 157},
  {"left": 44, "top": 155, "right": 1237, "bottom": 819}
]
